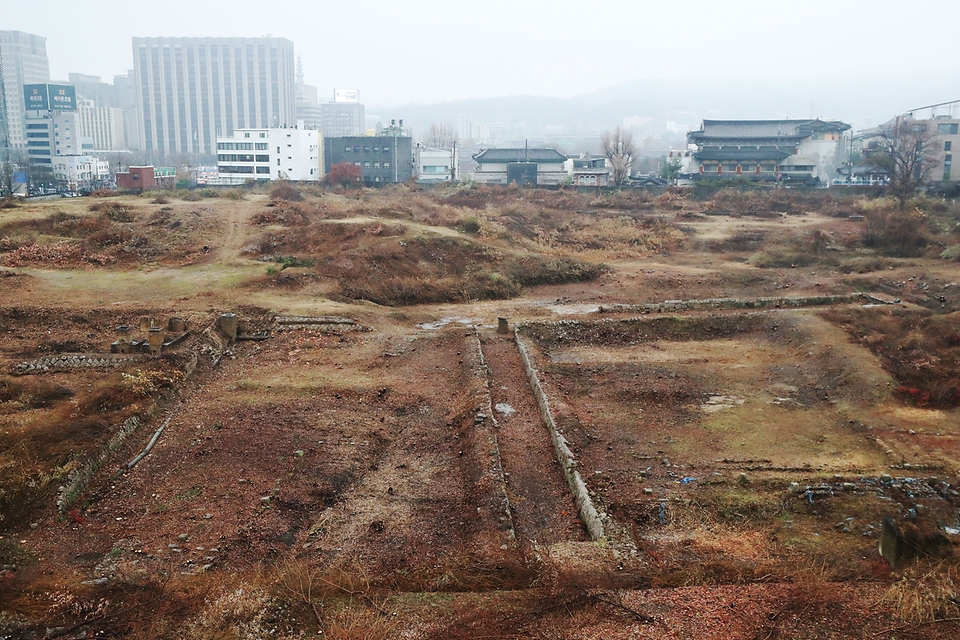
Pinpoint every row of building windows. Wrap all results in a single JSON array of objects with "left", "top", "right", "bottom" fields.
[
  {"left": 343, "top": 145, "right": 391, "bottom": 154},
  {"left": 352, "top": 161, "right": 391, "bottom": 169},
  {"left": 217, "top": 154, "right": 271, "bottom": 162},
  {"left": 220, "top": 165, "right": 272, "bottom": 174},
  {"left": 938, "top": 123, "right": 959, "bottom": 135}
]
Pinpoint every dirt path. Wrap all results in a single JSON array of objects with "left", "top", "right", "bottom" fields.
[
  {"left": 217, "top": 199, "right": 260, "bottom": 262},
  {"left": 480, "top": 330, "right": 587, "bottom": 547}
]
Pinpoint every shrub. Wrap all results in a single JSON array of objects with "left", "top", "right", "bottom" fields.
[
  {"left": 863, "top": 207, "right": 929, "bottom": 257},
  {"left": 89, "top": 201, "right": 135, "bottom": 222},
  {"left": 460, "top": 215, "right": 481, "bottom": 234},
  {"left": 940, "top": 245, "right": 960, "bottom": 261},
  {"left": 324, "top": 163, "right": 362, "bottom": 188},
  {"left": 223, "top": 189, "right": 245, "bottom": 201},
  {"left": 151, "top": 193, "right": 170, "bottom": 204},
  {"left": 269, "top": 181, "right": 302, "bottom": 201}
]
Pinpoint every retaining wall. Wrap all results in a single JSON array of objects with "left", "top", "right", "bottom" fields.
[
  {"left": 599, "top": 293, "right": 864, "bottom": 315},
  {"left": 16, "top": 353, "right": 145, "bottom": 374},
  {"left": 514, "top": 329, "right": 605, "bottom": 540}
]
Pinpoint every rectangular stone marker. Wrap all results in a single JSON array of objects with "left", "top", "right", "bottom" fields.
[
  {"left": 879, "top": 517, "right": 901, "bottom": 566},
  {"left": 497, "top": 317, "right": 509, "bottom": 334}
]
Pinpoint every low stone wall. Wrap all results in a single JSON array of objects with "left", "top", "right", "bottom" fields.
[
  {"left": 57, "top": 416, "right": 142, "bottom": 514},
  {"left": 599, "top": 293, "right": 864, "bottom": 315},
  {"left": 514, "top": 329, "right": 605, "bottom": 540},
  {"left": 471, "top": 331, "right": 517, "bottom": 543},
  {"left": 16, "top": 353, "right": 145, "bottom": 374},
  {"left": 273, "top": 315, "right": 364, "bottom": 332}
]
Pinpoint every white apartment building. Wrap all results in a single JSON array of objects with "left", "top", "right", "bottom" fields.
[
  {"left": 216, "top": 124, "right": 321, "bottom": 183},
  {"left": 53, "top": 154, "right": 111, "bottom": 189},
  {"left": 77, "top": 99, "right": 126, "bottom": 150}
]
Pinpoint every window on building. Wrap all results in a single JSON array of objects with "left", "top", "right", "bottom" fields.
[
  {"left": 259, "top": 132, "right": 266, "bottom": 138},
  {"left": 384, "top": 162, "right": 390, "bottom": 169},
  {"left": 255, "top": 143, "right": 268, "bottom": 150},
  {"left": 344, "top": 145, "right": 351, "bottom": 153},
  {"left": 244, "top": 132, "right": 250, "bottom": 138},
  {"left": 364, "top": 162, "right": 371, "bottom": 168},
  {"left": 256, "top": 155, "right": 270, "bottom": 162},
  {"left": 354, "top": 161, "right": 361, "bottom": 167},
  {"left": 938, "top": 123, "right": 959, "bottom": 135},
  {"left": 354, "top": 146, "right": 360, "bottom": 152},
  {"left": 256, "top": 166, "right": 270, "bottom": 174},
  {"left": 373, "top": 146, "right": 379, "bottom": 152},
  {"left": 363, "top": 146, "right": 370, "bottom": 152},
  {"left": 383, "top": 146, "right": 390, "bottom": 153},
  {"left": 373, "top": 162, "right": 380, "bottom": 169},
  {"left": 947, "top": 141, "right": 953, "bottom": 152}
]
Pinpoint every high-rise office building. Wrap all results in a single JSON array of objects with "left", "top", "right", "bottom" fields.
[
  {"left": 0, "top": 31, "right": 50, "bottom": 149},
  {"left": 132, "top": 37, "right": 296, "bottom": 158}
]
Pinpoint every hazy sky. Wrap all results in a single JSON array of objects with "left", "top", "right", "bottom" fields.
[{"left": 8, "top": 0, "right": 960, "bottom": 113}]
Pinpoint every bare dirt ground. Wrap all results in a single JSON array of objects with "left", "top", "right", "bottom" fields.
[{"left": 1, "top": 185, "right": 959, "bottom": 638}]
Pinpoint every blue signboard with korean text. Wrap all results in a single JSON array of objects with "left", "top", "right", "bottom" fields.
[
  {"left": 23, "top": 84, "right": 49, "bottom": 111},
  {"left": 48, "top": 84, "right": 76, "bottom": 111},
  {"left": 22, "top": 84, "right": 76, "bottom": 112}
]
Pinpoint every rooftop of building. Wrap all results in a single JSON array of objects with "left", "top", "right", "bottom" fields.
[
  {"left": 473, "top": 148, "right": 567, "bottom": 163},
  {"left": 689, "top": 119, "right": 851, "bottom": 141}
]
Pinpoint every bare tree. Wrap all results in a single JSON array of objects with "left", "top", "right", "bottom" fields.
[
  {"left": 425, "top": 122, "right": 458, "bottom": 148},
  {"left": 601, "top": 127, "right": 636, "bottom": 186},
  {"left": 876, "top": 118, "right": 941, "bottom": 210}
]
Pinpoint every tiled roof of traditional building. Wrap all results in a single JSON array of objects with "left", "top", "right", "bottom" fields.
[
  {"left": 473, "top": 148, "right": 568, "bottom": 163},
  {"left": 689, "top": 119, "right": 850, "bottom": 142}
]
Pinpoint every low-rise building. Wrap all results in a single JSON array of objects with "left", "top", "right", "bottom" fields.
[
  {"left": 415, "top": 145, "right": 458, "bottom": 183},
  {"left": 568, "top": 154, "right": 610, "bottom": 186},
  {"left": 324, "top": 135, "right": 414, "bottom": 184},
  {"left": 116, "top": 165, "right": 156, "bottom": 192},
  {"left": 52, "top": 154, "right": 111, "bottom": 190},
  {"left": 472, "top": 148, "right": 568, "bottom": 185},
  {"left": 216, "top": 125, "right": 321, "bottom": 184},
  {"left": 686, "top": 119, "right": 850, "bottom": 185}
]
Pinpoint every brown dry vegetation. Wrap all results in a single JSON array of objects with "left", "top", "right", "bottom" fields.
[{"left": 1, "top": 185, "right": 960, "bottom": 638}]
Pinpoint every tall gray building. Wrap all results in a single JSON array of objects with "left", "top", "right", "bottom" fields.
[
  {"left": 0, "top": 31, "right": 50, "bottom": 149},
  {"left": 132, "top": 37, "right": 296, "bottom": 158}
]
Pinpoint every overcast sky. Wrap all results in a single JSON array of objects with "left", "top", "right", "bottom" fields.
[{"left": 8, "top": 0, "right": 960, "bottom": 116}]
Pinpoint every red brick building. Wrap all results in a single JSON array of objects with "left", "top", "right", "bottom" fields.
[{"left": 116, "top": 166, "right": 157, "bottom": 192}]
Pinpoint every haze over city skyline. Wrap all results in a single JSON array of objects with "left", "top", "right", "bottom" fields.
[{"left": 6, "top": 0, "right": 960, "bottom": 129}]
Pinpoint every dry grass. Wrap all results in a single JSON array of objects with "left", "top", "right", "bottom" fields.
[{"left": 883, "top": 561, "right": 960, "bottom": 623}]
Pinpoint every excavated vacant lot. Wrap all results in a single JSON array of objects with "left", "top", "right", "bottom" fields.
[{"left": 1, "top": 184, "right": 960, "bottom": 638}]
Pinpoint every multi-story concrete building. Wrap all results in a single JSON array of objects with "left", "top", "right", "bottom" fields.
[
  {"left": 321, "top": 101, "right": 364, "bottom": 137},
  {"left": 294, "top": 57, "right": 322, "bottom": 130},
  {"left": 216, "top": 124, "right": 321, "bottom": 183},
  {"left": 686, "top": 119, "right": 850, "bottom": 185},
  {"left": 132, "top": 37, "right": 296, "bottom": 159},
  {"left": 77, "top": 99, "right": 126, "bottom": 150},
  {"left": 0, "top": 31, "right": 50, "bottom": 149},
  {"left": 324, "top": 135, "right": 413, "bottom": 184},
  {"left": 23, "top": 84, "right": 80, "bottom": 178}
]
